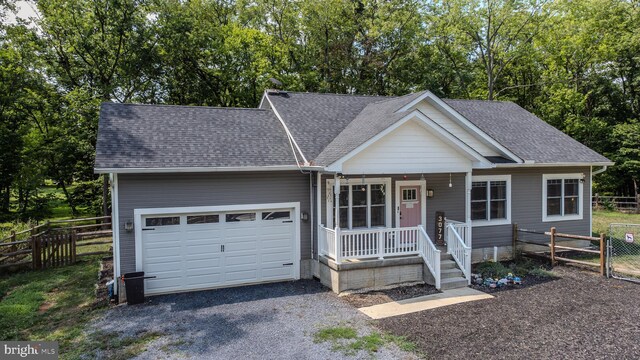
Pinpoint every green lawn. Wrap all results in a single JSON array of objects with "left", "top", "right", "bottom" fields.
[
  {"left": 0, "top": 257, "right": 106, "bottom": 358},
  {"left": 593, "top": 210, "right": 640, "bottom": 235}
]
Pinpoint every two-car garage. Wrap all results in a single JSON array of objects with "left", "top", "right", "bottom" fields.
[{"left": 134, "top": 203, "right": 300, "bottom": 295}]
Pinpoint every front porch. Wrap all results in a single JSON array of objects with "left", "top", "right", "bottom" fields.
[{"left": 317, "top": 219, "right": 472, "bottom": 293}]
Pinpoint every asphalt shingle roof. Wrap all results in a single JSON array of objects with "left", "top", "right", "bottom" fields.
[
  {"left": 267, "top": 92, "right": 610, "bottom": 165},
  {"left": 96, "top": 91, "right": 610, "bottom": 171},
  {"left": 442, "top": 99, "right": 610, "bottom": 164},
  {"left": 264, "top": 92, "right": 386, "bottom": 160},
  {"left": 95, "top": 103, "right": 296, "bottom": 169}
]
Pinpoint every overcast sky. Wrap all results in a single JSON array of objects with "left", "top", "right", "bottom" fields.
[{"left": 6, "top": 1, "right": 39, "bottom": 25}]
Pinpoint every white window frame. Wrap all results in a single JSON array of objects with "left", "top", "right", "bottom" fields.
[
  {"left": 471, "top": 175, "right": 511, "bottom": 227},
  {"left": 542, "top": 173, "right": 583, "bottom": 222},
  {"left": 326, "top": 177, "right": 392, "bottom": 229}
]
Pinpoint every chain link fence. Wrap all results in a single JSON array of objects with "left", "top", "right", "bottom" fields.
[{"left": 608, "top": 223, "right": 640, "bottom": 282}]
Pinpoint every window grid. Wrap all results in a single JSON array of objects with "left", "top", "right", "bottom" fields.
[
  {"left": 471, "top": 180, "right": 507, "bottom": 221},
  {"left": 332, "top": 183, "right": 386, "bottom": 229}
]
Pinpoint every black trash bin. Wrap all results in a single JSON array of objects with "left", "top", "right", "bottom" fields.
[{"left": 123, "top": 271, "right": 146, "bottom": 305}]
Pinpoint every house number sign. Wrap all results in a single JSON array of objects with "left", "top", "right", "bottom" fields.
[{"left": 435, "top": 211, "right": 445, "bottom": 246}]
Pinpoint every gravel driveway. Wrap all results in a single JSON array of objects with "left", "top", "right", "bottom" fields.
[
  {"left": 90, "top": 280, "right": 417, "bottom": 360},
  {"left": 377, "top": 267, "right": 640, "bottom": 360}
]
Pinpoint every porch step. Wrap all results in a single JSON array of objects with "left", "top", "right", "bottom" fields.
[
  {"left": 440, "top": 277, "right": 468, "bottom": 290},
  {"left": 440, "top": 260, "right": 458, "bottom": 270},
  {"left": 440, "top": 252, "right": 454, "bottom": 261},
  {"left": 441, "top": 268, "right": 464, "bottom": 279}
]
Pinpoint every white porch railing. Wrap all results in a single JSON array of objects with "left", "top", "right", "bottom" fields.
[
  {"left": 445, "top": 219, "right": 472, "bottom": 285},
  {"left": 318, "top": 224, "right": 441, "bottom": 289},
  {"left": 418, "top": 225, "right": 441, "bottom": 289}
]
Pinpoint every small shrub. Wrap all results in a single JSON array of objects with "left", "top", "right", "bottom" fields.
[
  {"left": 475, "top": 261, "right": 510, "bottom": 279},
  {"left": 528, "top": 267, "right": 556, "bottom": 278}
]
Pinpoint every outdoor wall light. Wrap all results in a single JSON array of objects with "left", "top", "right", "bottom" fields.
[
  {"left": 124, "top": 220, "right": 133, "bottom": 232},
  {"left": 427, "top": 189, "right": 435, "bottom": 198},
  {"left": 300, "top": 212, "right": 309, "bottom": 221}
]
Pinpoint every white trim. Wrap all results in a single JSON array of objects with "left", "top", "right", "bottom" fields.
[
  {"left": 133, "top": 202, "right": 301, "bottom": 282},
  {"left": 542, "top": 173, "right": 584, "bottom": 222},
  {"left": 325, "top": 177, "right": 392, "bottom": 229},
  {"left": 316, "top": 172, "right": 322, "bottom": 260},
  {"left": 326, "top": 110, "right": 492, "bottom": 173},
  {"left": 110, "top": 173, "right": 121, "bottom": 294},
  {"left": 470, "top": 175, "right": 512, "bottom": 227},
  {"left": 395, "top": 180, "right": 427, "bottom": 228},
  {"left": 264, "top": 93, "right": 309, "bottom": 165},
  {"left": 495, "top": 162, "right": 613, "bottom": 168},
  {"left": 465, "top": 171, "right": 473, "bottom": 246},
  {"left": 95, "top": 165, "right": 323, "bottom": 174},
  {"left": 396, "top": 91, "right": 523, "bottom": 163}
]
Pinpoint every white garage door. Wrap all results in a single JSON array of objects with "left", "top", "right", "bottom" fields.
[{"left": 140, "top": 206, "right": 297, "bottom": 295}]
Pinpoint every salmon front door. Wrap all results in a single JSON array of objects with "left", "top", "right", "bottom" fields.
[{"left": 399, "top": 186, "right": 422, "bottom": 227}]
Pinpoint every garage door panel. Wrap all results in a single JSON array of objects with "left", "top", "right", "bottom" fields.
[
  {"left": 225, "top": 269, "right": 258, "bottom": 283},
  {"left": 141, "top": 206, "right": 296, "bottom": 295}
]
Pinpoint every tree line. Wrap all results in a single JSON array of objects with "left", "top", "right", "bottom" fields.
[{"left": 0, "top": 0, "right": 638, "bottom": 221}]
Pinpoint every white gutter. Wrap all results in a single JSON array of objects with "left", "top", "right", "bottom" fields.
[
  {"left": 95, "top": 165, "right": 323, "bottom": 174},
  {"left": 264, "top": 92, "right": 310, "bottom": 165},
  {"left": 592, "top": 165, "right": 609, "bottom": 175},
  {"left": 494, "top": 162, "right": 613, "bottom": 168}
]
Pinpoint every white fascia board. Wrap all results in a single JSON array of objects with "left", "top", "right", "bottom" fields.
[
  {"left": 95, "top": 165, "right": 323, "bottom": 174},
  {"left": 396, "top": 91, "right": 524, "bottom": 164},
  {"left": 494, "top": 161, "right": 614, "bottom": 168},
  {"left": 326, "top": 110, "right": 492, "bottom": 173}
]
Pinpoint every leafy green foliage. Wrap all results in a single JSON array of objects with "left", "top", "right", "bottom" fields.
[{"left": 1, "top": 0, "right": 639, "bottom": 222}]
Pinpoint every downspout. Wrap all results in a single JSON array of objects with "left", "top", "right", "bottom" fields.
[
  {"left": 310, "top": 172, "right": 314, "bottom": 260},
  {"left": 592, "top": 166, "right": 608, "bottom": 175},
  {"left": 110, "top": 173, "right": 121, "bottom": 295}
]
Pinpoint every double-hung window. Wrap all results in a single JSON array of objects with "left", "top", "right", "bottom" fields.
[
  {"left": 543, "top": 174, "right": 583, "bottom": 221},
  {"left": 471, "top": 175, "right": 511, "bottom": 226},
  {"left": 327, "top": 178, "right": 390, "bottom": 229}
]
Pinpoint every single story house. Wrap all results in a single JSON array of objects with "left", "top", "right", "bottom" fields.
[{"left": 95, "top": 90, "right": 612, "bottom": 297}]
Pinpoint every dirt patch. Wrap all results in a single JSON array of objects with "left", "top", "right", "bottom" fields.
[
  {"left": 38, "top": 302, "right": 54, "bottom": 313},
  {"left": 377, "top": 266, "right": 640, "bottom": 359},
  {"left": 95, "top": 256, "right": 114, "bottom": 306},
  {"left": 340, "top": 283, "right": 440, "bottom": 308}
]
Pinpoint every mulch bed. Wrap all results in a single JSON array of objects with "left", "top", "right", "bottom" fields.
[
  {"left": 376, "top": 266, "right": 640, "bottom": 359},
  {"left": 340, "top": 283, "right": 440, "bottom": 308}
]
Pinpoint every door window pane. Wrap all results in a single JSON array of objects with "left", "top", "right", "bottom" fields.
[
  {"left": 145, "top": 216, "right": 180, "bottom": 227},
  {"left": 262, "top": 211, "right": 290, "bottom": 220},
  {"left": 226, "top": 213, "right": 256, "bottom": 222},
  {"left": 186, "top": 215, "right": 219, "bottom": 224},
  {"left": 402, "top": 188, "right": 417, "bottom": 201}
]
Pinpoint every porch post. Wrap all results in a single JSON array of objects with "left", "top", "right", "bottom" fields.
[
  {"left": 334, "top": 174, "right": 341, "bottom": 263},
  {"left": 465, "top": 171, "right": 473, "bottom": 248}
]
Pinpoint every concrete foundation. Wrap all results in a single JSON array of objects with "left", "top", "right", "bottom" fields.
[{"left": 317, "top": 256, "right": 429, "bottom": 293}]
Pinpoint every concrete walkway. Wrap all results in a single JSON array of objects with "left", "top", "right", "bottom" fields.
[{"left": 358, "top": 288, "right": 494, "bottom": 319}]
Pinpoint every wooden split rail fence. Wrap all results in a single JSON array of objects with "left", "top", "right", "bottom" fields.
[
  {"left": 513, "top": 224, "right": 606, "bottom": 276},
  {"left": 0, "top": 216, "right": 112, "bottom": 271}
]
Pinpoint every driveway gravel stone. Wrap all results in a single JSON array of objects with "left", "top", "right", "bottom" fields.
[{"left": 90, "top": 280, "right": 417, "bottom": 360}]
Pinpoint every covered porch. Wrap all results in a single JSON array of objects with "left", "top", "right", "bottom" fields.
[{"left": 315, "top": 172, "right": 473, "bottom": 292}]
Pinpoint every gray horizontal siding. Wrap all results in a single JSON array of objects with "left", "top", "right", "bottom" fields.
[
  {"left": 472, "top": 166, "right": 591, "bottom": 248},
  {"left": 117, "top": 171, "right": 311, "bottom": 274},
  {"left": 318, "top": 173, "right": 466, "bottom": 244}
]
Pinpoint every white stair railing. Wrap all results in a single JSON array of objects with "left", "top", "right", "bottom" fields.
[
  {"left": 446, "top": 223, "right": 472, "bottom": 285},
  {"left": 418, "top": 225, "right": 441, "bottom": 289}
]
